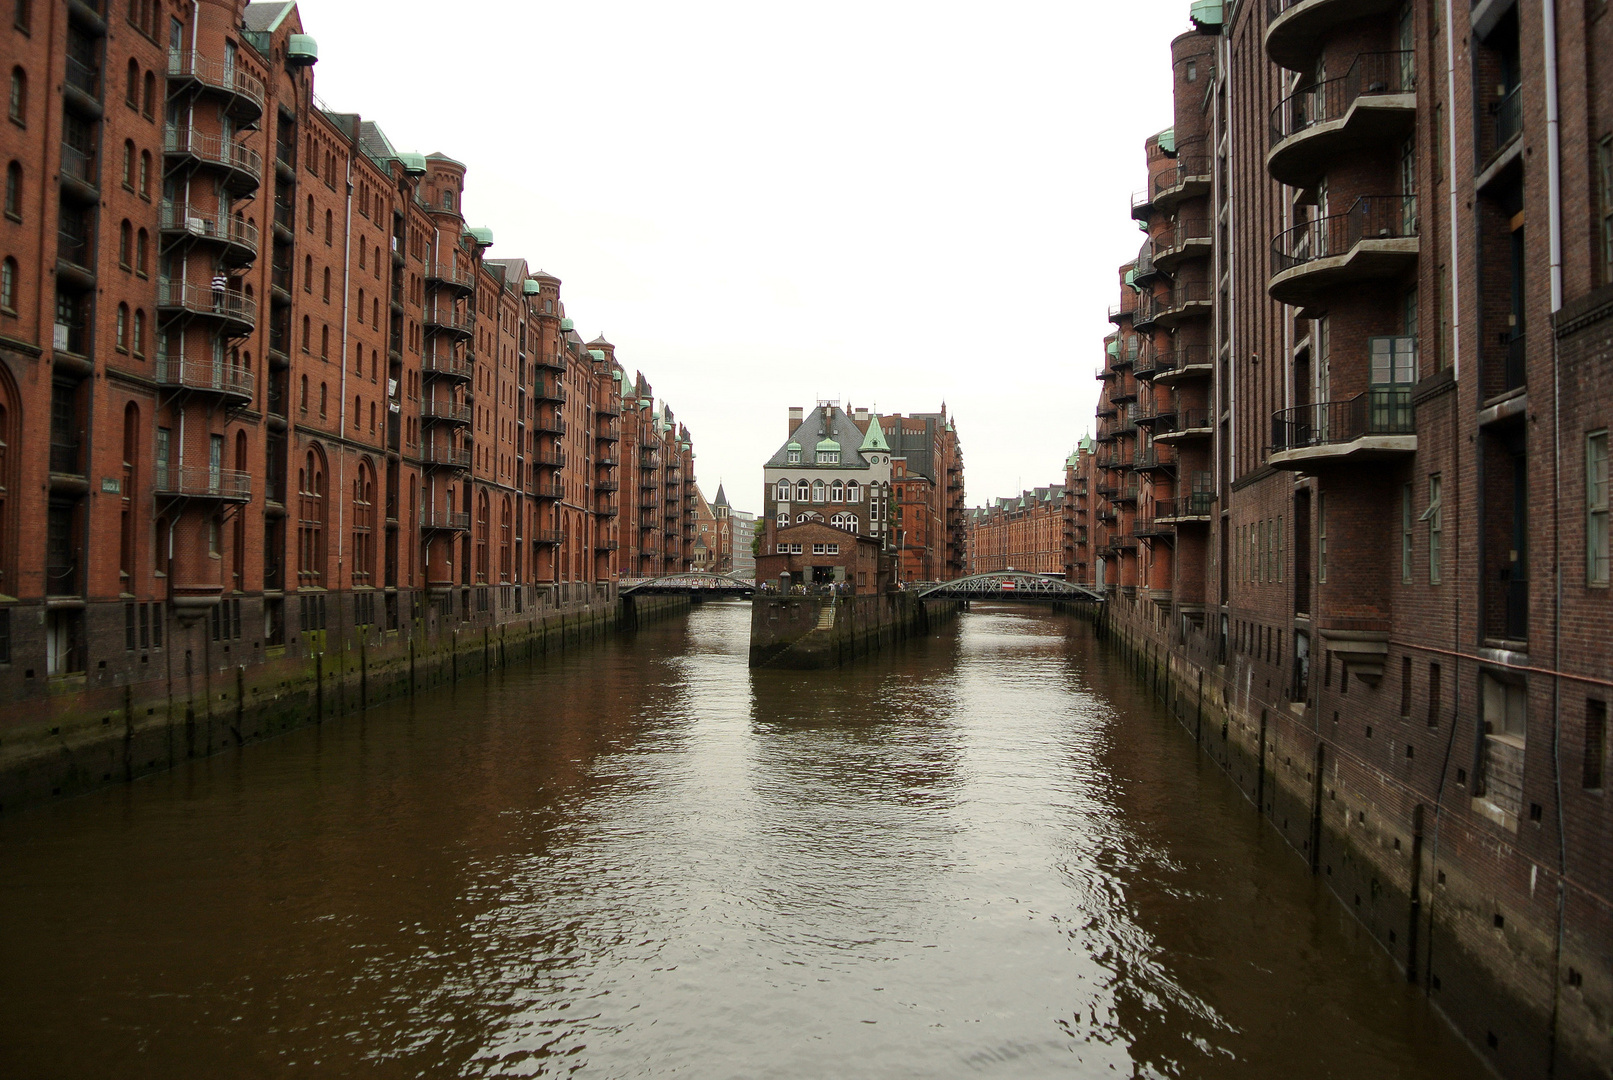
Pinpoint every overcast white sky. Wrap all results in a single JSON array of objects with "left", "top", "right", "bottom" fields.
[{"left": 302, "top": 0, "right": 1187, "bottom": 514}]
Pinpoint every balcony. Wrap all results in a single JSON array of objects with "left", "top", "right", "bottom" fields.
[
  {"left": 1270, "top": 196, "right": 1418, "bottom": 315},
  {"left": 1152, "top": 344, "right": 1214, "bottom": 386},
  {"left": 533, "top": 448, "right": 566, "bottom": 469},
  {"left": 155, "top": 356, "right": 254, "bottom": 403},
  {"left": 1134, "top": 449, "right": 1175, "bottom": 474},
  {"left": 162, "top": 127, "right": 262, "bottom": 194},
  {"left": 55, "top": 227, "right": 94, "bottom": 283},
  {"left": 596, "top": 539, "right": 620, "bottom": 553},
  {"left": 535, "top": 380, "right": 567, "bottom": 404},
  {"left": 156, "top": 280, "right": 256, "bottom": 333},
  {"left": 1155, "top": 278, "right": 1213, "bottom": 328},
  {"left": 530, "top": 478, "right": 564, "bottom": 501},
  {"left": 1135, "top": 514, "right": 1175, "bottom": 540},
  {"left": 1107, "top": 302, "right": 1132, "bottom": 324},
  {"left": 154, "top": 465, "right": 251, "bottom": 502},
  {"left": 534, "top": 352, "right": 567, "bottom": 373},
  {"left": 166, "top": 50, "right": 266, "bottom": 123},
  {"left": 423, "top": 305, "right": 474, "bottom": 338},
  {"left": 1113, "top": 484, "right": 1140, "bottom": 505},
  {"left": 64, "top": 55, "right": 101, "bottom": 112},
  {"left": 1265, "top": 0, "right": 1400, "bottom": 71},
  {"left": 422, "top": 398, "right": 471, "bottom": 426},
  {"left": 272, "top": 198, "right": 295, "bottom": 238},
  {"left": 532, "top": 530, "right": 562, "bottom": 546},
  {"left": 158, "top": 202, "right": 259, "bottom": 265},
  {"left": 1155, "top": 492, "right": 1216, "bottom": 523},
  {"left": 419, "top": 507, "right": 470, "bottom": 532},
  {"left": 533, "top": 413, "right": 566, "bottom": 436},
  {"left": 421, "top": 443, "right": 471, "bottom": 470},
  {"left": 1131, "top": 188, "right": 1154, "bottom": 220},
  {"left": 595, "top": 479, "right": 620, "bottom": 493},
  {"left": 1153, "top": 154, "right": 1212, "bottom": 210},
  {"left": 422, "top": 350, "right": 472, "bottom": 381},
  {"left": 1154, "top": 216, "right": 1212, "bottom": 273},
  {"left": 1269, "top": 388, "right": 1416, "bottom": 469},
  {"left": 1268, "top": 53, "right": 1416, "bottom": 188},
  {"left": 58, "top": 142, "right": 99, "bottom": 201},
  {"left": 1111, "top": 377, "right": 1137, "bottom": 404},
  {"left": 426, "top": 262, "right": 475, "bottom": 295},
  {"left": 1154, "top": 408, "right": 1214, "bottom": 443},
  {"left": 1136, "top": 396, "right": 1176, "bottom": 428},
  {"left": 1132, "top": 290, "right": 1160, "bottom": 331},
  {"left": 595, "top": 399, "right": 622, "bottom": 418}
]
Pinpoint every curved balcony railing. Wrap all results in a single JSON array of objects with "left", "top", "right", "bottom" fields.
[
  {"left": 1152, "top": 154, "right": 1212, "bottom": 204},
  {"left": 1157, "top": 278, "right": 1214, "bottom": 323},
  {"left": 167, "top": 51, "right": 267, "bottom": 118},
  {"left": 1273, "top": 195, "right": 1417, "bottom": 273},
  {"left": 156, "top": 280, "right": 257, "bottom": 329},
  {"left": 1265, "top": 0, "right": 1400, "bottom": 72},
  {"left": 422, "top": 444, "right": 471, "bottom": 470},
  {"left": 426, "top": 262, "right": 476, "bottom": 293},
  {"left": 1270, "top": 388, "right": 1414, "bottom": 454},
  {"left": 419, "top": 507, "right": 471, "bottom": 531},
  {"left": 154, "top": 356, "right": 254, "bottom": 400},
  {"left": 1156, "top": 493, "right": 1216, "bottom": 520},
  {"left": 163, "top": 127, "right": 263, "bottom": 190},
  {"left": 1271, "top": 52, "right": 1415, "bottom": 147},
  {"left": 1154, "top": 216, "right": 1211, "bottom": 269},
  {"left": 422, "top": 350, "right": 472, "bottom": 381},
  {"left": 158, "top": 202, "right": 259, "bottom": 260},
  {"left": 423, "top": 305, "right": 474, "bottom": 337},
  {"left": 1155, "top": 408, "right": 1214, "bottom": 438},
  {"left": 153, "top": 465, "right": 251, "bottom": 501},
  {"left": 422, "top": 398, "right": 472, "bottom": 425}
]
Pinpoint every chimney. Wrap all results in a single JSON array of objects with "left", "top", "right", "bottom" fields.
[{"left": 788, "top": 406, "right": 803, "bottom": 438}]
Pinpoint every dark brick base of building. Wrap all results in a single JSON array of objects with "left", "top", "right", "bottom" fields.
[
  {"left": 1091, "top": 598, "right": 1609, "bottom": 1080},
  {"left": 0, "top": 590, "right": 690, "bottom": 816}
]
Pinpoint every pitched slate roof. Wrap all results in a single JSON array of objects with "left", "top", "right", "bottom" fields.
[{"left": 764, "top": 405, "right": 871, "bottom": 469}]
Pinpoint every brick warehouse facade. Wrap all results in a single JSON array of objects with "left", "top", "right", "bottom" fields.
[
  {"left": 1076, "top": 3, "right": 1612, "bottom": 1077},
  {"left": 965, "top": 484, "right": 1068, "bottom": 577},
  {"left": 0, "top": 2, "right": 694, "bottom": 760}
]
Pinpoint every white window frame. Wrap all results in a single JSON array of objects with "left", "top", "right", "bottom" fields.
[{"left": 1589, "top": 431, "right": 1609, "bottom": 586}]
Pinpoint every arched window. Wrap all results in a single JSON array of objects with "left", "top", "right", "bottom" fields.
[
  {"left": 776, "top": 479, "right": 790, "bottom": 501},
  {"left": 4, "top": 161, "right": 20, "bottom": 219},
  {"left": 304, "top": 254, "right": 313, "bottom": 291},
  {"left": 351, "top": 458, "right": 374, "bottom": 587},
  {"left": 9, "top": 67, "right": 25, "bottom": 125},
  {"left": 372, "top": 297, "right": 379, "bottom": 326},
  {"left": 475, "top": 490, "right": 490, "bottom": 583},
  {"left": 352, "top": 394, "right": 361, "bottom": 426},
  {"left": 356, "top": 288, "right": 364, "bottom": 323},
  {"left": 811, "top": 480, "right": 826, "bottom": 502},
  {"left": 138, "top": 151, "right": 150, "bottom": 197},
  {"left": 846, "top": 480, "right": 860, "bottom": 503},
  {"left": 135, "top": 228, "right": 148, "bottom": 275},
  {"left": 352, "top": 341, "right": 362, "bottom": 374},
  {"left": 324, "top": 209, "right": 333, "bottom": 244},
  {"left": 119, "top": 402, "right": 139, "bottom": 580},
  {"left": 298, "top": 447, "right": 328, "bottom": 585},
  {"left": 369, "top": 401, "right": 375, "bottom": 432},
  {"left": 142, "top": 71, "right": 155, "bottom": 118},
  {"left": 499, "top": 496, "right": 512, "bottom": 581},
  {"left": 322, "top": 267, "right": 330, "bottom": 302},
  {"left": 831, "top": 480, "right": 844, "bottom": 502},
  {"left": 299, "top": 374, "right": 308, "bottom": 410},
  {"left": 319, "top": 382, "right": 327, "bottom": 417},
  {"left": 796, "top": 480, "right": 810, "bottom": 502},
  {"left": 122, "top": 140, "right": 134, "bottom": 188},
  {"left": 115, "top": 303, "right": 128, "bottom": 351},
  {"left": 125, "top": 60, "right": 138, "bottom": 107},
  {"left": 132, "top": 309, "right": 145, "bottom": 356},
  {"left": 117, "top": 220, "right": 131, "bottom": 267},
  {"left": 0, "top": 258, "right": 13, "bottom": 311},
  {"left": 320, "top": 324, "right": 329, "bottom": 358}
]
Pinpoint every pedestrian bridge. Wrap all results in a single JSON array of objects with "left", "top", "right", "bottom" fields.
[
  {"left": 619, "top": 572, "right": 756, "bottom": 597},
  {"left": 914, "top": 572, "right": 1105, "bottom": 603}
]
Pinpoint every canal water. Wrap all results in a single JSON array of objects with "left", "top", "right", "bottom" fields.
[{"left": 0, "top": 603, "right": 1481, "bottom": 1078}]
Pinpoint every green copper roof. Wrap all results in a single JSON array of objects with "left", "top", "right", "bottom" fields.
[
  {"left": 522, "top": 279, "right": 541, "bottom": 296},
  {"left": 468, "top": 227, "right": 493, "bottom": 246},
  {"left": 1106, "top": 340, "right": 1120, "bottom": 358},
  {"left": 1124, "top": 269, "right": 1138, "bottom": 291},
  {"left": 787, "top": 440, "right": 802, "bottom": 451},
  {"left": 559, "top": 317, "right": 574, "bottom": 331},
  {"left": 859, "top": 417, "right": 890, "bottom": 453},
  {"left": 1189, "top": 0, "right": 1224, "bottom": 29},
  {"left": 588, "top": 349, "right": 605, "bottom": 362},
  {"left": 1157, "top": 127, "right": 1176, "bottom": 154},
  {"left": 397, "top": 152, "right": 428, "bottom": 175},
  {"left": 287, "top": 34, "right": 319, "bottom": 64},
  {"left": 816, "top": 437, "right": 839, "bottom": 452},
  {"left": 1079, "top": 434, "right": 1094, "bottom": 452}
]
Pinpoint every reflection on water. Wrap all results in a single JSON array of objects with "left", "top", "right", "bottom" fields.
[{"left": 0, "top": 602, "right": 1479, "bottom": 1078}]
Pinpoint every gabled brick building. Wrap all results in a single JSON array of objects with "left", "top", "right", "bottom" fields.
[
  {"left": 1077, "top": 3, "right": 1613, "bottom": 1076},
  {"left": 0, "top": 0, "right": 692, "bottom": 701}
]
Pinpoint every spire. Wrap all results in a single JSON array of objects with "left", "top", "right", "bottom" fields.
[
  {"left": 859, "top": 416, "right": 890, "bottom": 454},
  {"left": 713, "top": 483, "right": 729, "bottom": 507}
]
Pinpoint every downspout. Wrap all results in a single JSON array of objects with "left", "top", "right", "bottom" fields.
[
  {"left": 337, "top": 150, "right": 354, "bottom": 586},
  {"left": 1542, "top": 0, "right": 1567, "bottom": 1072},
  {"left": 1444, "top": 0, "right": 1462, "bottom": 378}
]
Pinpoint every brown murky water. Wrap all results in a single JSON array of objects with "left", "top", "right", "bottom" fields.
[{"left": 0, "top": 602, "right": 1481, "bottom": 1078}]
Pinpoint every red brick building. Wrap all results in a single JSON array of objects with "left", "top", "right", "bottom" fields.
[
  {"left": 0, "top": 1, "right": 691, "bottom": 692},
  {"left": 879, "top": 409, "right": 966, "bottom": 580},
  {"left": 1077, "top": 3, "right": 1612, "bottom": 1076},
  {"left": 965, "top": 485, "right": 1068, "bottom": 577},
  {"left": 755, "top": 521, "right": 880, "bottom": 595}
]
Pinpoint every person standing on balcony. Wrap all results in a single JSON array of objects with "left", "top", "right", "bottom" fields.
[{"left": 211, "top": 267, "right": 228, "bottom": 310}]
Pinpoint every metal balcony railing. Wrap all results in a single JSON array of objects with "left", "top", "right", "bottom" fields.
[
  {"left": 153, "top": 465, "right": 251, "bottom": 500},
  {"left": 426, "top": 262, "right": 475, "bottom": 292},
  {"left": 59, "top": 142, "right": 97, "bottom": 189},
  {"left": 1492, "top": 84, "right": 1522, "bottom": 155},
  {"left": 421, "top": 444, "right": 471, "bottom": 469},
  {"left": 1270, "top": 52, "right": 1416, "bottom": 147},
  {"left": 57, "top": 228, "right": 93, "bottom": 270},
  {"left": 418, "top": 508, "right": 470, "bottom": 531},
  {"left": 166, "top": 51, "right": 267, "bottom": 116},
  {"left": 1272, "top": 195, "right": 1418, "bottom": 274},
  {"left": 156, "top": 280, "right": 257, "bottom": 326},
  {"left": 65, "top": 56, "right": 100, "bottom": 98},
  {"left": 422, "top": 398, "right": 472, "bottom": 425},
  {"left": 1270, "top": 388, "right": 1414, "bottom": 452},
  {"left": 1153, "top": 155, "right": 1212, "bottom": 200},
  {"left": 155, "top": 356, "right": 254, "bottom": 398},
  {"left": 159, "top": 202, "right": 259, "bottom": 251},
  {"left": 50, "top": 440, "right": 82, "bottom": 475},
  {"left": 423, "top": 351, "right": 472, "bottom": 380},
  {"left": 423, "top": 305, "right": 474, "bottom": 335},
  {"left": 162, "top": 127, "right": 263, "bottom": 183}
]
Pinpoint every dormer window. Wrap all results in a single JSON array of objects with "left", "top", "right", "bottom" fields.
[
  {"left": 788, "top": 449, "right": 800, "bottom": 464},
  {"left": 818, "top": 449, "right": 839, "bottom": 464}
]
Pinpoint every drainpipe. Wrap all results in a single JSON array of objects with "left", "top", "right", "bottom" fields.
[
  {"left": 1542, "top": 0, "right": 1567, "bottom": 1073},
  {"left": 337, "top": 152, "right": 354, "bottom": 585},
  {"left": 1443, "top": 0, "right": 1462, "bottom": 379}
]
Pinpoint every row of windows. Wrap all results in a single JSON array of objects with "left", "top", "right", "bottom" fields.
[
  {"left": 774, "top": 543, "right": 840, "bottom": 556},
  {"left": 775, "top": 478, "right": 889, "bottom": 503}
]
